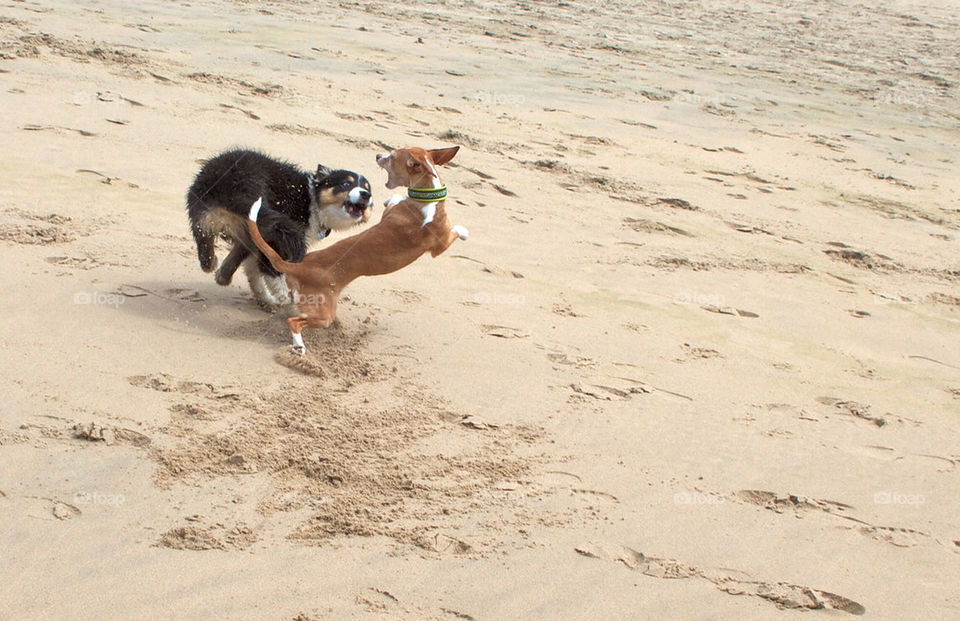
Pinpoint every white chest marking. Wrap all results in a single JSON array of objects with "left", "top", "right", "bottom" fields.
[{"left": 420, "top": 202, "right": 436, "bottom": 227}]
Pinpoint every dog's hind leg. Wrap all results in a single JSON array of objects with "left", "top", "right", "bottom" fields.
[
  {"left": 265, "top": 274, "right": 292, "bottom": 305},
  {"left": 215, "top": 243, "right": 250, "bottom": 286},
  {"left": 243, "top": 257, "right": 280, "bottom": 308},
  {"left": 191, "top": 220, "right": 218, "bottom": 273}
]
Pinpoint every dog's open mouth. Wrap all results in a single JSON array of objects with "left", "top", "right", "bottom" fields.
[{"left": 344, "top": 201, "right": 367, "bottom": 219}]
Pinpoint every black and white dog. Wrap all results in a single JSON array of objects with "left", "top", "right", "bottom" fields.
[{"left": 186, "top": 149, "right": 373, "bottom": 306}]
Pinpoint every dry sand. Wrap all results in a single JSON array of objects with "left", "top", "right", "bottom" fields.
[{"left": 1, "top": 0, "right": 959, "bottom": 618}]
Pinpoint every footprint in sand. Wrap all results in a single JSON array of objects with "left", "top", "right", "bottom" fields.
[
  {"left": 116, "top": 285, "right": 205, "bottom": 303},
  {"left": 764, "top": 403, "right": 819, "bottom": 421},
  {"left": 518, "top": 471, "right": 619, "bottom": 511},
  {"left": 676, "top": 343, "right": 723, "bottom": 362},
  {"left": 823, "top": 247, "right": 902, "bottom": 272},
  {"left": 814, "top": 397, "right": 887, "bottom": 427},
  {"left": 701, "top": 304, "right": 759, "bottom": 318},
  {"left": 574, "top": 541, "right": 865, "bottom": 615},
  {"left": 569, "top": 375, "right": 650, "bottom": 401},
  {"left": 218, "top": 103, "right": 260, "bottom": 120},
  {"left": 459, "top": 414, "right": 499, "bottom": 430},
  {"left": 385, "top": 288, "right": 425, "bottom": 303},
  {"left": 855, "top": 525, "right": 930, "bottom": 549},
  {"left": 356, "top": 587, "right": 403, "bottom": 615},
  {"left": 571, "top": 488, "right": 620, "bottom": 505},
  {"left": 733, "top": 489, "right": 854, "bottom": 517},
  {"left": 0, "top": 210, "right": 78, "bottom": 245},
  {"left": 622, "top": 217, "right": 693, "bottom": 237},
  {"left": 158, "top": 516, "right": 257, "bottom": 551},
  {"left": 544, "top": 351, "right": 598, "bottom": 369},
  {"left": 20, "top": 496, "right": 82, "bottom": 521},
  {"left": 480, "top": 324, "right": 530, "bottom": 338},
  {"left": 540, "top": 344, "right": 689, "bottom": 402},
  {"left": 844, "top": 445, "right": 956, "bottom": 473},
  {"left": 21, "top": 123, "right": 96, "bottom": 137},
  {"left": 450, "top": 254, "right": 525, "bottom": 279},
  {"left": 72, "top": 422, "right": 151, "bottom": 447},
  {"left": 127, "top": 373, "right": 241, "bottom": 399},
  {"left": 734, "top": 488, "right": 950, "bottom": 550},
  {"left": 552, "top": 302, "right": 585, "bottom": 317},
  {"left": 45, "top": 255, "right": 106, "bottom": 270}
]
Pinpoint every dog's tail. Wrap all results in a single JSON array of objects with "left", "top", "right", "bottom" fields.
[{"left": 247, "top": 198, "right": 293, "bottom": 274}]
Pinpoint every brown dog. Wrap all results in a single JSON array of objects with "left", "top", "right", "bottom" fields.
[{"left": 247, "top": 146, "right": 467, "bottom": 354}]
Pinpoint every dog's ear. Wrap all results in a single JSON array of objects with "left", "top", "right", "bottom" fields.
[
  {"left": 316, "top": 164, "right": 332, "bottom": 178},
  {"left": 405, "top": 157, "right": 424, "bottom": 172},
  {"left": 428, "top": 146, "right": 459, "bottom": 166}
]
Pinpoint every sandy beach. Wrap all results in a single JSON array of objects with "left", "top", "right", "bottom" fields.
[{"left": 1, "top": 0, "right": 958, "bottom": 618}]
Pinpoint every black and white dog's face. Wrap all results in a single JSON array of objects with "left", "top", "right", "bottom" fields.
[{"left": 315, "top": 169, "right": 373, "bottom": 230}]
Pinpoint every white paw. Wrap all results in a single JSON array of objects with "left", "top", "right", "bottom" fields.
[
  {"left": 452, "top": 224, "right": 469, "bottom": 240},
  {"left": 385, "top": 194, "right": 404, "bottom": 208},
  {"left": 291, "top": 331, "right": 305, "bottom": 355}
]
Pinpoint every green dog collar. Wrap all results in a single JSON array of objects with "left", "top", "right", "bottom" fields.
[{"left": 408, "top": 186, "right": 447, "bottom": 202}]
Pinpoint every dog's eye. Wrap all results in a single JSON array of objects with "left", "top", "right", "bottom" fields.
[{"left": 341, "top": 181, "right": 351, "bottom": 188}]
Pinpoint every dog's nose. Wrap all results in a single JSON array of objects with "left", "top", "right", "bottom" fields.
[{"left": 359, "top": 189, "right": 371, "bottom": 200}]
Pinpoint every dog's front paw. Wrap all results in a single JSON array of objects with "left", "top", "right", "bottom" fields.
[
  {"left": 201, "top": 255, "right": 219, "bottom": 273},
  {"left": 214, "top": 268, "right": 232, "bottom": 286},
  {"left": 291, "top": 331, "right": 305, "bottom": 355},
  {"left": 384, "top": 194, "right": 404, "bottom": 209},
  {"left": 452, "top": 224, "right": 469, "bottom": 240}
]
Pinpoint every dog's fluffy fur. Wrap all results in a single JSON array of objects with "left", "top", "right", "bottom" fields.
[{"left": 186, "top": 149, "right": 373, "bottom": 306}]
